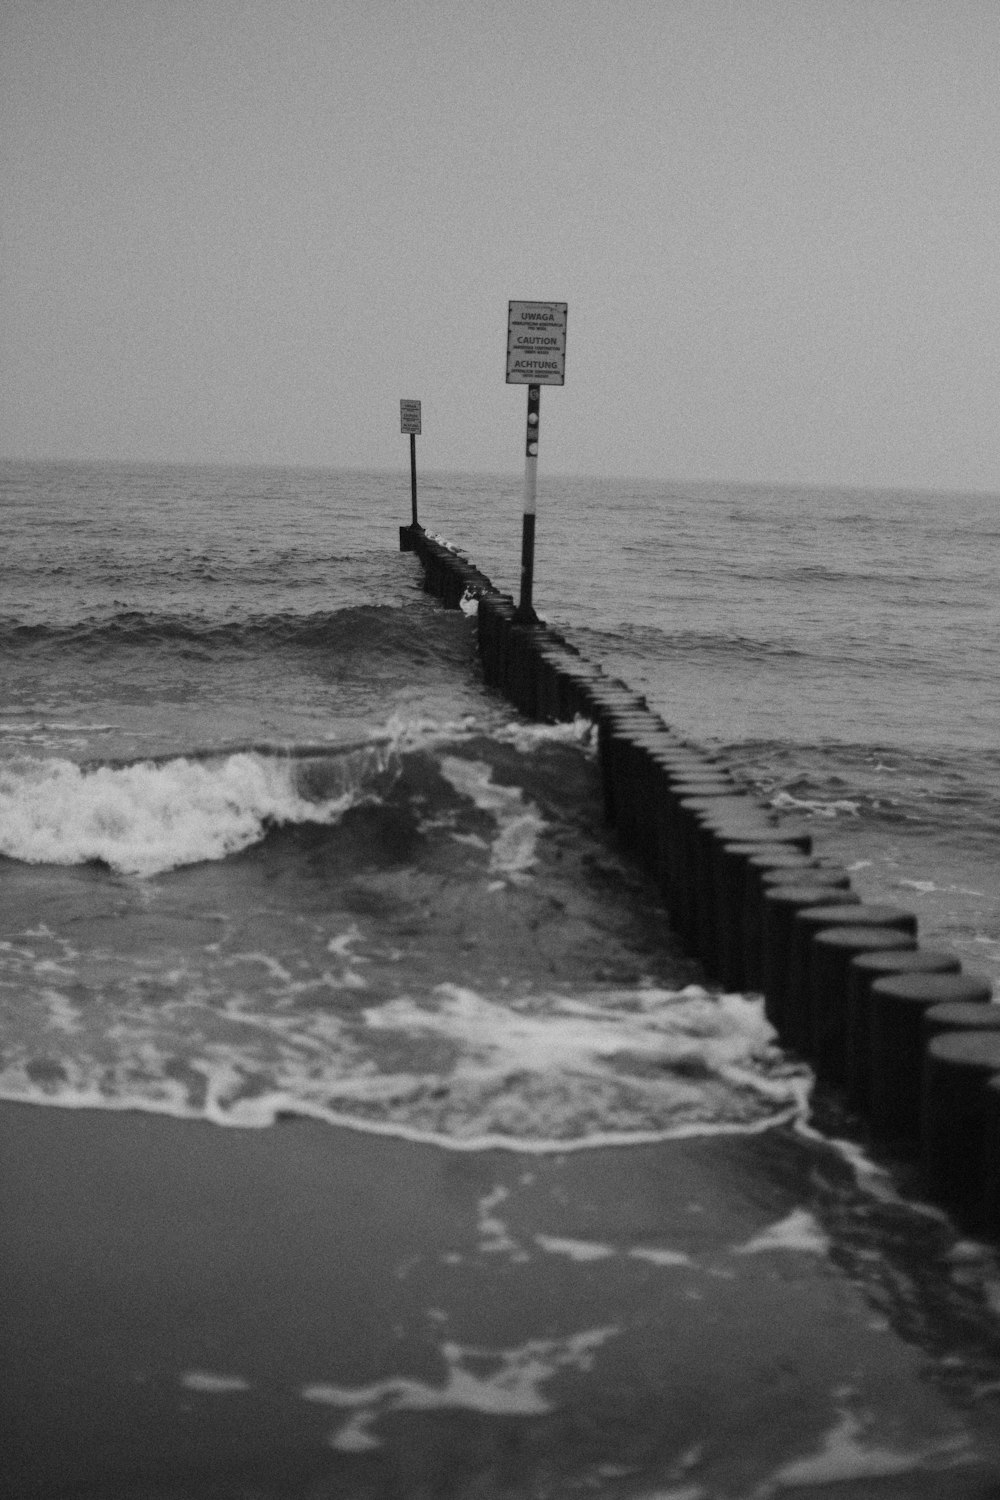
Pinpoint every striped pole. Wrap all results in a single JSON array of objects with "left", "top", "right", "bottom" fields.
[
  {"left": 517, "top": 383, "right": 540, "bottom": 622},
  {"left": 410, "top": 432, "right": 418, "bottom": 527}
]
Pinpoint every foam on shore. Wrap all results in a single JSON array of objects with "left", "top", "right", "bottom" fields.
[{"left": 0, "top": 979, "right": 810, "bottom": 1152}]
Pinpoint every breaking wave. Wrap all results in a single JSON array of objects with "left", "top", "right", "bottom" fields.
[
  {"left": 0, "top": 718, "right": 585, "bottom": 879},
  {"left": 0, "top": 741, "right": 399, "bottom": 876}
]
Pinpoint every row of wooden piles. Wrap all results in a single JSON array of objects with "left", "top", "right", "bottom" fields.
[{"left": 401, "top": 522, "right": 1000, "bottom": 1237}]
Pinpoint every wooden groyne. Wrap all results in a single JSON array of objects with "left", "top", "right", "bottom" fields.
[{"left": 401, "top": 522, "right": 1000, "bottom": 1237}]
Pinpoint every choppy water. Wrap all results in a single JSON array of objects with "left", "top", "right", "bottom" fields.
[
  {"left": 0, "top": 458, "right": 997, "bottom": 1151},
  {"left": 8, "top": 459, "right": 1000, "bottom": 1496},
  {"left": 427, "top": 470, "right": 1000, "bottom": 991}
]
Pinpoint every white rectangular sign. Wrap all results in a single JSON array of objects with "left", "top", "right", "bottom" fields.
[
  {"left": 400, "top": 399, "right": 422, "bottom": 434},
  {"left": 506, "top": 301, "right": 567, "bottom": 385}
]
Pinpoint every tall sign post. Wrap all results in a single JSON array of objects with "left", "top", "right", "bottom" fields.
[
  {"left": 506, "top": 301, "right": 567, "bottom": 621},
  {"left": 400, "top": 399, "right": 422, "bottom": 528}
]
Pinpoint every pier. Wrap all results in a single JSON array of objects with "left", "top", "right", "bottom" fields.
[{"left": 402, "top": 519, "right": 1000, "bottom": 1241}]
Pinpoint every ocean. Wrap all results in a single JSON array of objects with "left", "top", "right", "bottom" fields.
[
  {"left": 0, "top": 457, "right": 997, "bottom": 1137},
  {"left": 4, "top": 458, "right": 1000, "bottom": 1494},
  {"left": 428, "top": 469, "right": 1000, "bottom": 997}
]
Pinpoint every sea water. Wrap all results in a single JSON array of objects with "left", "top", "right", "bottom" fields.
[
  {"left": 426, "top": 470, "right": 1000, "bottom": 994},
  {"left": 0, "top": 458, "right": 997, "bottom": 1147},
  {"left": 6, "top": 459, "right": 1000, "bottom": 1494}
]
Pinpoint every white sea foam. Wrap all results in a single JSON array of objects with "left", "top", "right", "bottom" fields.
[
  {"left": 375, "top": 711, "right": 594, "bottom": 755},
  {"left": 0, "top": 753, "right": 361, "bottom": 876},
  {"left": 0, "top": 966, "right": 810, "bottom": 1150},
  {"left": 349, "top": 984, "right": 806, "bottom": 1146},
  {"left": 474, "top": 1187, "right": 695, "bottom": 1270},
  {"left": 629, "top": 1247, "right": 695, "bottom": 1269},
  {"left": 438, "top": 757, "right": 544, "bottom": 877},
  {"left": 477, "top": 1185, "right": 527, "bottom": 1258},
  {"left": 494, "top": 716, "right": 596, "bottom": 753},
  {"left": 752, "top": 1406, "right": 968, "bottom": 1494},
  {"left": 770, "top": 791, "right": 860, "bottom": 818},
  {"left": 301, "top": 1326, "right": 618, "bottom": 1451},
  {"left": 732, "top": 1208, "right": 829, "bottom": 1256},
  {"left": 535, "top": 1234, "right": 616, "bottom": 1262}
]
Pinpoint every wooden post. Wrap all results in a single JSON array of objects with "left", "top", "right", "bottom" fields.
[
  {"left": 517, "top": 383, "right": 540, "bottom": 622},
  {"left": 410, "top": 431, "right": 418, "bottom": 527}
]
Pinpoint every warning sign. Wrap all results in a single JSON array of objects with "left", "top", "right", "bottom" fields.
[
  {"left": 506, "top": 301, "right": 567, "bottom": 385},
  {"left": 400, "top": 399, "right": 422, "bottom": 434}
]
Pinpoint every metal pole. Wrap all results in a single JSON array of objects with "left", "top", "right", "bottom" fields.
[
  {"left": 517, "top": 383, "right": 540, "bottom": 621},
  {"left": 410, "top": 431, "right": 418, "bottom": 527}
]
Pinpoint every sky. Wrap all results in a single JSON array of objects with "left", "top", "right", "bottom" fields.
[{"left": 3, "top": 0, "right": 1000, "bottom": 488}]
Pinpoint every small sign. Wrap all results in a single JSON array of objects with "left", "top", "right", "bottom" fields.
[
  {"left": 400, "top": 399, "right": 422, "bottom": 434},
  {"left": 506, "top": 301, "right": 567, "bottom": 385}
]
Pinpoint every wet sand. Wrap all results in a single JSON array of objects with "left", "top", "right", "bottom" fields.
[
  {"left": 5, "top": 1097, "right": 1000, "bottom": 1498},
  {"left": 4, "top": 736, "right": 1000, "bottom": 1496}
]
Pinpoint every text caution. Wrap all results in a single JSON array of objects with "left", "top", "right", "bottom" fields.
[
  {"left": 400, "top": 399, "right": 422, "bottom": 434},
  {"left": 506, "top": 302, "right": 567, "bottom": 385}
]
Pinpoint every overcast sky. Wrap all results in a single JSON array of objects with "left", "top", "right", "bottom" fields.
[{"left": 3, "top": 1, "right": 999, "bottom": 487}]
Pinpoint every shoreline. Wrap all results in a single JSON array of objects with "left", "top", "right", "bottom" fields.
[
  {"left": 5, "top": 1096, "right": 1000, "bottom": 1497},
  {"left": 1, "top": 485, "right": 998, "bottom": 1497}
]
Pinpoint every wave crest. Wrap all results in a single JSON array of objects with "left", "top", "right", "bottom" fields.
[
  {"left": 0, "top": 605, "right": 471, "bottom": 662},
  {"left": 0, "top": 744, "right": 396, "bottom": 877}
]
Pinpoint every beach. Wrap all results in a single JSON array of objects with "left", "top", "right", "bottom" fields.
[
  {"left": 2, "top": 461, "right": 1000, "bottom": 1495},
  {"left": 8, "top": 1099, "right": 1000, "bottom": 1497}
]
